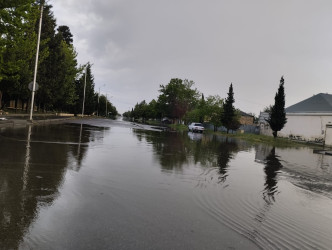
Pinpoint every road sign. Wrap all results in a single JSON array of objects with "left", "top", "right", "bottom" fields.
[{"left": 28, "top": 81, "right": 39, "bottom": 91}]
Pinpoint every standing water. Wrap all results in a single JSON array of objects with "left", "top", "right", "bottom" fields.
[{"left": 0, "top": 119, "right": 331, "bottom": 249}]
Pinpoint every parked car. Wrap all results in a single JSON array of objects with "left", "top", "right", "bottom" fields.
[{"left": 188, "top": 122, "right": 205, "bottom": 133}]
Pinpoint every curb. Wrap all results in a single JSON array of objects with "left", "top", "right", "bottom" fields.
[{"left": 0, "top": 117, "right": 78, "bottom": 128}]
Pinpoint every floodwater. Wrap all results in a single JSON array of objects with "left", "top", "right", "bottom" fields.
[{"left": 1, "top": 119, "right": 332, "bottom": 250}]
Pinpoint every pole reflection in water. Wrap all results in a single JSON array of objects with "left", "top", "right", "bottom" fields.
[
  {"left": 77, "top": 123, "right": 83, "bottom": 158},
  {"left": 23, "top": 125, "right": 32, "bottom": 191}
]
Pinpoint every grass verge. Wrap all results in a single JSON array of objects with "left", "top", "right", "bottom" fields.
[
  {"left": 214, "top": 131, "right": 316, "bottom": 148},
  {"left": 168, "top": 124, "right": 316, "bottom": 147},
  {"left": 169, "top": 124, "right": 188, "bottom": 132}
]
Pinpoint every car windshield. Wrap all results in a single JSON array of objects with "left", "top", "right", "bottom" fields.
[{"left": 195, "top": 123, "right": 203, "bottom": 126}]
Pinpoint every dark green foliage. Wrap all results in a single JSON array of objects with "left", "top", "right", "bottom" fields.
[
  {"left": 124, "top": 79, "right": 226, "bottom": 128},
  {"left": 228, "top": 117, "right": 241, "bottom": 132},
  {"left": 157, "top": 78, "right": 199, "bottom": 121},
  {"left": 199, "top": 93, "right": 205, "bottom": 123},
  {"left": 0, "top": 2, "right": 117, "bottom": 114},
  {"left": 206, "top": 95, "right": 223, "bottom": 131},
  {"left": 70, "top": 63, "right": 95, "bottom": 115},
  {"left": 37, "top": 5, "right": 77, "bottom": 111},
  {"left": 0, "top": 1, "right": 39, "bottom": 109},
  {"left": 57, "top": 25, "right": 73, "bottom": 45},
  {"left": 267, "top": 76, "right": 287, "bottom": 138},
  {"left": 97, "top": 94, "right": 117, "bottom": 118},
  {"left": 222, "top": 83, "right": 237, "bottom": 133}
]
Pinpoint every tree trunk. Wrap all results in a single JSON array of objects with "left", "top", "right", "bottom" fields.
[
  {"left": 273, "top": 131, "right": 277, "bottom": 138},
  {"left": 15, "top": 99, "right": 18, "bottom": 113}
]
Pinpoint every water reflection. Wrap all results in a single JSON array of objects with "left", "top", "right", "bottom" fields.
[
  {"left": 133, "top": 129, "right": 190, "bottom": 170},
  {"left": 217, "top": 137, "right": 239, "bottom": 183},
  {"left": 0, "top": 123, "right": 107, "bottom": 249},
  {"left": 2, "top": 122, "right": 332, "bottom": 249},
  {"left": 256, "top": 144, "right": 332, "bottom": 199},
  {"left": 132, "top": 129, "right": 332, "bottom": 249},
  {"left": 23, "top": 125, "right": 32, "bottom": 191},
  {"left": 132, "top": 130, "right": 246, "bottom": 181},
  {"left": 263, "top": 147, "right": 283, "bottom": 203},
  {"left": 132, "top": 129, "right": 332, "bottom": 200}
]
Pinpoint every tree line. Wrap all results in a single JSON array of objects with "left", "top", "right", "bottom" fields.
[
  {"left": 0, "top": 0, "right": 117, "bottom": 117},
  {"left": 124, "top": 77, "right": 287, "bottom": 137},
  {"left": 123, "top": 78, "right": 240, "bottom": 133}
]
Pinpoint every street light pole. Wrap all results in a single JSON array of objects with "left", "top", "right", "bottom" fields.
[
  {"left": 81, "top": 66, "right": 87, "bottom": 117},
  {"left": 29, "top": 1, "right": 44, "bottom": 121}
]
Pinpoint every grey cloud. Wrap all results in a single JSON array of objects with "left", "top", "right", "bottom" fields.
[{"left": 52, "top": 0, "right": 332, "bottom": 114}]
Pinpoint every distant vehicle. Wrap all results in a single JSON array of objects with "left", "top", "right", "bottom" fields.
[
  {"left": 188, "top": 122, "right": 204, "bottom": 133},
  {"left": 188, "top": 131, "right": 203, "bottom": 141}
]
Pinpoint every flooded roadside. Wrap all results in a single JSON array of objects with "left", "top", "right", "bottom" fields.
[{"left": 1, "top": 119, "right": 332, "bottom": 249}]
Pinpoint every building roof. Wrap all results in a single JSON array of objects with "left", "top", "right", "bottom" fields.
[
  {"left": 239, "top": 110, "right": 253, "bottom": 117},
  {"left": 286, "top": 93, "right": 332, "bottom": 113},
  {"left": 258, "top": 112, "right": 269, "bottom": 124}
]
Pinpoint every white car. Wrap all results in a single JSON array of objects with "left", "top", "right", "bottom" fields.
[{"left": 188, "top": 122, "right": 205, "bottom": 133}]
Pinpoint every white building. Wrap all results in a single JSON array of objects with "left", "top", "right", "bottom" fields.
[
  {"left": 279, "top": 93, "right": 332, "bottom": 145},
  {"left": 258, "top": 112, "right": 273, "bottom": 136}
]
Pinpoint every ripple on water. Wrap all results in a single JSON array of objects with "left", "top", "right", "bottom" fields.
[{"left": 193, "top": 162, "right": 332, "bottom": 250}]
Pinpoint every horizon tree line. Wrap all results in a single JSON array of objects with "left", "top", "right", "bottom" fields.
[
  {"left": 123, "top": 78, "right": 240, "bottom": 133},
  {"left": 124, "top": 77, "right": 287, "bottom": 136}
]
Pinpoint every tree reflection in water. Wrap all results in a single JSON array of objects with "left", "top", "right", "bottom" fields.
[
  {"left": 0, "top": 123, "right": 105, "bottom": 249},
  {"left": 132, "top": 129, "right": 244, "bottom": 185},
  {"left": 263, "top": 147, "right": 283, "bottom": 203},
  {"left": 217, "top": 137, "right": 239, "bottom": 183}
]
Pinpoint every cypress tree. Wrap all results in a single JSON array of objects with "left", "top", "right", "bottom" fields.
[
  {"left": 199, "top": 93, "right": 205, "bottom": 123},
  {"left": 222, "top": 83, "right": 235, "bottom": 133},
  {"left": 268, "top": 76, "right": 287, "bottom": 138}
]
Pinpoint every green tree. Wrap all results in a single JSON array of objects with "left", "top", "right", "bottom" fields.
[
  {"left": 0, "top": 1, "right": 40, "bottom": 109},
  {"left": 157, "top": 78, "right": 199, "bottom": 122},
  {"left": 0, "top": 2, "right": 113, "bottom": 115},
  {"left": 98, "top": 94, "right": 117, "bottom": 118},
  {"left": 107, "top": 102, "right": 118, "bottom": 118},
  {"left": 98, "top": 94, "right": 107, "bottom": 116},
  {"left": 228, "top": 110, "right": 241, "bottom": 132},
  {"left": 37, "top": 11, "right": 78, "bottom": 112},
  {"left": 184, "top": 108, "right": 201, "bottom": 124},
  {"left": 267, "top": 76, "right": 287, "bottom": 138},
  {"left": 145, "top": 99, "right": 159, "bottom": 119},
  {"left": 205, "top": 95, "right": 223, "bottom": 131},
  {"left": 132, "top": 100, "right": 149, "bottom": 121},
  {"left": 36, "top": 3, "right": 58, "bottom": 111},
  {"left": 57, "top": 25, "right": 73, "bottom": 45},
  {"left": 222, "top": 83, "right": 237, "bottom": 133},
  {"left": 55, "top": 40, "right": 78, "bottom": 110},
  {"left": 72, "top": 63, "right": 95, "bottom": 115},
  {"left": 122, "top": 110, "right": 131, "bottom": 118},
  {"left": 185, "top": 94, "right": 224, "bottom": 130},
  {"left": 199, "top": 93, "right": 205, "bottom": 123}
]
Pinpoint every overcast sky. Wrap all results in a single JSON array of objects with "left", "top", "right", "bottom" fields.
[{"left": 50, "top": 0, "right": 332, "bottom": 115}]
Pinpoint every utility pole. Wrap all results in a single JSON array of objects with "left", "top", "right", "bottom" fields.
[
  {"left": 29, "top": 1, "right": 44, "bottom": 121},
  {"left": 81, "top": 66, "right": 87, "bottom": 117}
]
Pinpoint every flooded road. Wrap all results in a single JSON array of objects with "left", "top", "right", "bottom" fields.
[{"left": 1, "top": 119, "right": 332, "bottom": 249}]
